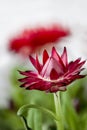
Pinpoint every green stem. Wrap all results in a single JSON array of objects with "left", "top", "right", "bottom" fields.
[{"left": 54, "top": 92, "right": 64, "bottom": 130}]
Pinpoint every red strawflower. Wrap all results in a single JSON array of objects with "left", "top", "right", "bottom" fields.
[
  {"left": 18, "top": 47, "right": 86, "bottom": 93},
  {"left": 9, "top": 25, "right": 70, "bottom": 56}
]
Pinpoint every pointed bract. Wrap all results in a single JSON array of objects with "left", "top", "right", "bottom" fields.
[
  {"left": 61, "top": 47, "right": 68, "bottom": 67},
  {"left": 52, "top": 47, "right": 65, "bottom": 71},
  {"left": 36, "top": 55, "right": 42, "bottom": 73},
  {"left": 43, "top": 50, "right": 49, "bottom": 65}
]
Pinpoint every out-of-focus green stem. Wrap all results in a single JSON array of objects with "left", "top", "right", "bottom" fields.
[{"left": 54, "top": 92, "right": 64, "bottom": 130}]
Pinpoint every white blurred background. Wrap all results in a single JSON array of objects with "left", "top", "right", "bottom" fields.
[{"left": 0, "top": 0, "right": 87, "bottom": 107}]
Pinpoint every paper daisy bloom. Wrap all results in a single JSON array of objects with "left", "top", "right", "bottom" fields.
[
  {"left": 18, "top": 47, "right": 86, "bottom": 93},
  {"left": 9, "top": 25, "right": 70, "bottom": 56}
]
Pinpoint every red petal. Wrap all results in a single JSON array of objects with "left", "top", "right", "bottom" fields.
[
  {"left": 67, "top": 60, "right": 86, "bottom": 75},
  {"left": 36, "top": 55, "right": 42, "bottom": 73},
  {"left": 18, "top": 70, "right": 37, "bottom": 77},
  {"left": 29, "top": 55, "right": 37, "bottom": 68},
  {"left": 43, "top": 49, "right": 49, "bottom": 65},
  {"left": 77, "top": 60, "right": 86, "bottom": 69},
  {"left": 20, "top": 82, "right": 30, "bottom": 88},
  {"left": 29, "top": 55, "right": 42, "bottom": 73},
  {"left": 68, "top": 58, "right": 81, "bottom": 70},
  {"left": 18, "top": 76, "right": 39, "bottom": 83},
  {"left": 61, "top": 47, "right": 68, "bottom": 67},
  {"left": 20, "top": 76, "right": 43, "bottom": 87},
  {"left": 26, "top": 80, "right": 51, "bottom": 91},
  {"left": 52, "top": 47, "right": 65, "bottom": 71},
  {"left": 50, "top": 69, "right": 59, "bottom": 80},
  {"left": 41, "top": 57, "right": 64, "bottom": 78}
]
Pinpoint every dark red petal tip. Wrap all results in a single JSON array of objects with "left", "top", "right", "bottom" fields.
[{"left": 43, "top": 49, "right": 49, "bottom": 65}]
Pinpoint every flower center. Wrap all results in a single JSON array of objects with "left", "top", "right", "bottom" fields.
[{"left": 38, "top": 74, "right": 63, "bottom": 83}]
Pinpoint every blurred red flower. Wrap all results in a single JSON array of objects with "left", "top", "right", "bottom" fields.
[
  {"left": 9, "top": 25, "right": 70, "bottom": 56},
  {"left": 18, "top": 47, "right": 86, "bottom": 93}
]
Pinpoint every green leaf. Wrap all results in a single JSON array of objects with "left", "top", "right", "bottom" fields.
[
  {"left": 17, "top": 104, "right": 58, "bottom": 121},
  {"left": 27, "top": 109, "right": 42, "bottom": 130},
  {"left": 17, "top": 104, "right": 58, "bottom": 130}
]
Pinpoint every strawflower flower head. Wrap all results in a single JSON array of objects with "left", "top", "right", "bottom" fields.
[
  {"left": 18, "top": 47, "right": 86, "bottom": 93},
  {"left": 9, "top": 25, "right": 70, "bottom": 56}
]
